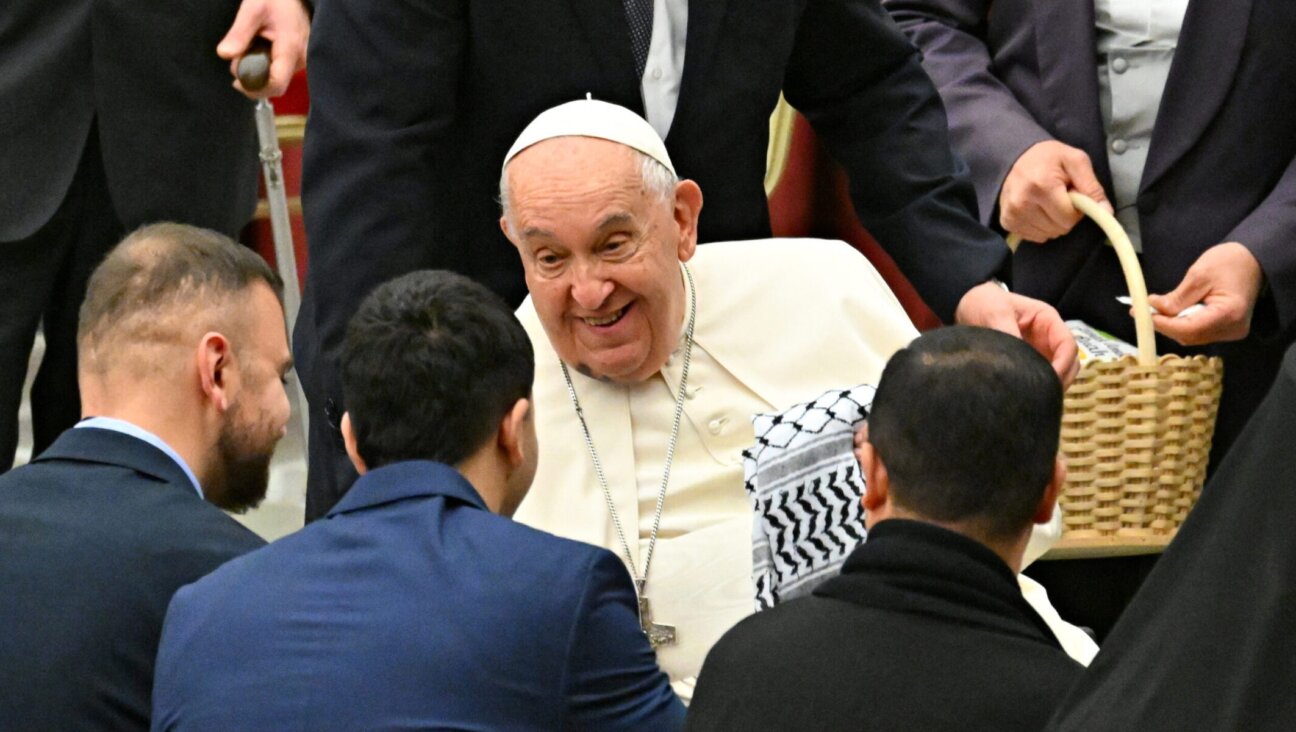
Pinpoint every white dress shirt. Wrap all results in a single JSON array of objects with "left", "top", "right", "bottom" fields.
[{"left": 641, "top": 0, "right": 688, "bottom": 139}]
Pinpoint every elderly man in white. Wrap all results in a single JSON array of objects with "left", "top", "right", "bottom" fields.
[{"left": 500, "top": 99, "right": 1096, "bottom": 698}]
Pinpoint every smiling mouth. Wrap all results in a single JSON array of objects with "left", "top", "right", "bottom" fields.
[{"left": 582, "top": 303, "right": 631, "bottom": 327}]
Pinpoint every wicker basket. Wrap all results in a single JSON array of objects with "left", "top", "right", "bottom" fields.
[{"left": 1010, "top": 194, "right": 1223, "bottom": 558}]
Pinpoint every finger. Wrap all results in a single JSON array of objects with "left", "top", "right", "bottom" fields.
[
  {"left": 1150, "top": 310, "right": 1220, "bottom": 347},
  {"left": 1148, "top": 283, "right": 1208, "bottom": 320},
  {"left": 1001, "top": 211, "right": 1056, "bottom": 245},
  {"left": 217, "top": 0, "right": 266, "bottom": 60},
  {"left": 1039, "top": 185, "right": 1081, "bottom": 234},
  {"left": 1015, "top": 298, "right": 1078, "bottom": 384},
  {"left": 1059, "top": 151, "right": 1113, "bottom": 215},
  {"left": 266, "top": 45, "right": 301, "bottom": 97}
]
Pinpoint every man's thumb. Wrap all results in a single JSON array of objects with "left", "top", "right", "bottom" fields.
[
  {"left": 1149, "top": 277, "right": 1204, "bottom": 318},
  {"left": 217, "top": 2, "right": 262, "bottom": 58}
]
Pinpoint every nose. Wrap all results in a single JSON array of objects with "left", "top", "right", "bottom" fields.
[{"left": 570, "top": 261, "right": 614, "bottom": 311}]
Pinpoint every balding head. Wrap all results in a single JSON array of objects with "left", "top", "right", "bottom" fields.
[
  {"left": 76, "top": 223, "right": 292, "bottom": 512},
  {"left": 78, "top": 223, "right": 284, "bottom": 380}
]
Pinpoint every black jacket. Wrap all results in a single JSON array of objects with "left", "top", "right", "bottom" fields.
[
  {"left": 0, "top": 428, "right": 265, "bottom": 731},
  {"left": 687, "top": 519, "right": 1082, "bottom": 731},
  {"left": 0, "top": 0, "right": 258, "bottom": 240}
]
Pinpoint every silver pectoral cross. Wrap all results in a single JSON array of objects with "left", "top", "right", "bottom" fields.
[{"left": 636, "top": 584, "right": 677, "bottom": 649}]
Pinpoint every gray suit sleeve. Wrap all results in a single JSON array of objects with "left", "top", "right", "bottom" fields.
[
  {"left": 1226, "top": 151, "right": 1296, "bottom": 333},
  {"left": 885, "top": 0, "right": 1053, "bottom": 225}
]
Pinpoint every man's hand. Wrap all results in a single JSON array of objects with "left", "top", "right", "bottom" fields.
[
  {"left": 1146, "top": 242, "right": 1264, "bottom": 346},
  {"left": 1000, "top": 141, "right": 1113, "bottom": 244},
  {"left": 955, "top": 282, "right": 1080, "bottom": 387},
  {"left": 217, "top": 0, "right": 310, "bottom": 98}
]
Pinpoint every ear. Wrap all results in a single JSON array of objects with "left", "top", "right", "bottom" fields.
[
  {"left": 858, "top": 439, "right": 891, "bottom": 529},
  {"left": 197, "top": 332, "right": 235, "bottom": 413},
  {"left": 500, "top": 214, "right": 518, "bottom": 246},
  {"left": 1032, "top": 456, "right": 1066, "bottom": 525},
  {"left": 497, "top": 397, "right": 531, "bottom": 471},
  {"left": 673, "top": 179, "right": 703, "bottom": 263},
  {"left": 341, "top": 412, "right": 368, "bottom": 476}
]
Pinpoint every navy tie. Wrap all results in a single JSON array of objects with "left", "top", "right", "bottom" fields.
[{"left": 623, "top": 0, "right": 654, "bottom": 79}]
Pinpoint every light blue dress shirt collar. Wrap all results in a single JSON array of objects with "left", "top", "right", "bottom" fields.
[{"left": 76, "top": 417, "right": 204, "bottom": 498}]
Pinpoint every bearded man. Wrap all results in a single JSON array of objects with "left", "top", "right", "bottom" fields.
[
  {"left": 501, "top": 100, "right": 1095, "bottom": 698},
  {"left": 0, "top": 223, "right": 293, "bottom": 731}
]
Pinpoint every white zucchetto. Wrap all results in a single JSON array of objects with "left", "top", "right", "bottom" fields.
[{"left": 502, "top": 96, "right": 676, "bottom": 175}]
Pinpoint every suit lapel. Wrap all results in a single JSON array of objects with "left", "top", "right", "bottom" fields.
[
  {"left": 1033, "top": 0, "right": 1112, "bottom": 187},
  {"left": 1140, "top": 0, "right": 1252, "bottom": 192},
  {"left": 667, "top": 0, "right": 729, "bottom": 144},
  {"left": 568, "top": 0, "right": 645, "bottom": 113}
]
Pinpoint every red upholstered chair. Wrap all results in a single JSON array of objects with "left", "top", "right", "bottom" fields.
[{"left": 765, "top": 100, "right": 941, "bottom": 332}]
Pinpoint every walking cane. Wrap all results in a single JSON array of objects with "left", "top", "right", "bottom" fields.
[{"left": 237, "top": 41, "right": 310, "bottom": 446}]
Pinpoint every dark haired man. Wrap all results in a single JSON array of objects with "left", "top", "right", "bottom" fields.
[
  {"left": 151, "top": 270, "right": 684, "bottom": 731},
  {"left": 686, "top": 326, "right": 1083, "bottom": 731},
  {"left": 0, "top": 223, "right": 291, "bottom": 731}
]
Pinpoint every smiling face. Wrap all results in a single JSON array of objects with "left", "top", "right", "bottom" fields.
[{"left": 502, "top": 137, "right": 702, "bottom": 384}]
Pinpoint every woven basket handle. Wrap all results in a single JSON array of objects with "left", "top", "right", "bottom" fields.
[{"left": 1005, "top": 192, "right": 1157, "bottom": 366}]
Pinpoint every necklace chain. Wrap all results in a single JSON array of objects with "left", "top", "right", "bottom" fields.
[{"left": 560, "top": 262, "right": 697, "bottom": 596}]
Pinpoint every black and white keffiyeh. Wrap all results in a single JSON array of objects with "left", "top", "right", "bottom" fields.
[{"left": 743, "top": 385, "right": 875, "bottom": 611}]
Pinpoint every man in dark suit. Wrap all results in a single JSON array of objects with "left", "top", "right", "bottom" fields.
[
  {"left": 151, "top": 271, "right": 684, "bottom": 731},
  {"left": 0, "top": 224, "right": 294, "bottom": 731},
  {"left": 686, "top": 326, "right": 1083, "bottom": 731},
  {"left": 0, "top": 0, "right": 308, "bottom": 472},
  {"left": 297, "top": 0, "right": 1080, "bottom": 520},
  {"left": 885, "top": 0, "right": 1296, "bottom": 638}
]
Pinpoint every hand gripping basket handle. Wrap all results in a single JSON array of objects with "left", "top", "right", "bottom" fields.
[{"left": 1005, "top": 192, "right": 1157, "bottom": 366}]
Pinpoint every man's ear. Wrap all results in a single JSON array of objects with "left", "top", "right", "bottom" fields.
[
  {"left": 341, "top": 412, "right": 368, "bottom": 476},
  {"left": 498, "top": 397, "right": 531, "bottom": 470},
  {"left": 673, "top": 179, "right": 703, "bottom": 263},
  {"left": 1032, "top": 456, "right": 1066, "bottom": 525},
  {"left": 859, "top": 440, "right": 891, "bottom": 529},
  {"left": 197, "top": 332, "right": 235, "bottom": 413},
  {"left": 499, "top": 214, "right": 517, "bottom": 246}
]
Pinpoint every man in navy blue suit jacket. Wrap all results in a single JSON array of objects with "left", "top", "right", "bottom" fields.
[
  {"left": 0, "top": 223, "right": 293, "bottom": 731},
  {"left": 152, "top": 270, "right": 685, "bottom": 731}
]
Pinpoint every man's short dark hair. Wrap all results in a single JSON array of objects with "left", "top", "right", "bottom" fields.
[
  {"left": 341, "top": 270, "right": 535, "bottom": 469},
  {"left": 78, "top": 222, "right": 284, "bottom": 372},
  {"left": 867, "top": 325, "right": 1063, "bottom": 538}
]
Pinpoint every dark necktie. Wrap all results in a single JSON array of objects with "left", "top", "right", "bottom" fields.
[{"left": 623, "top": 0, "right": 654, "bottom": 79}]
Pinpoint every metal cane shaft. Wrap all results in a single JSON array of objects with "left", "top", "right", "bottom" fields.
[{"left": 239, "top": 42, "right": 310, "bottom": 443}]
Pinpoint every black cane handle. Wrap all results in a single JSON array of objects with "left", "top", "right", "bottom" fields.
[{"left": 236, "top": 37, "right": 273, "bottom": 92}]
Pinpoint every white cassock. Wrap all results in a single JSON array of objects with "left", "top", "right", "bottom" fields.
[{"left": 514, "top": 239, "right": 1096, "bottom": 700}]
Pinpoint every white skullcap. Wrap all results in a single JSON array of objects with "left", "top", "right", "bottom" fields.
[{"left": 502, "top": 96, "right": 676, "bottom": 175}]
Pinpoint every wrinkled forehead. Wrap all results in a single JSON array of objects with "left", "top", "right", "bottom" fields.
[
  {"left": 506, "top": 138, "right": 656, "bottom": 227},
  {"left": 508, "top": 136, "right": 641, "bottom": 187}
]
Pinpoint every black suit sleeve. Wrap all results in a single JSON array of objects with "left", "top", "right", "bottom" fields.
[
  {"left": 782, "top": 0, "right": 1008, "bottom": 321},
  {"left": 299, "top": 0, "right": 468, "bottom": 407}
]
